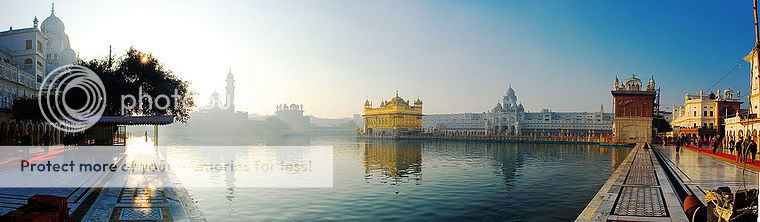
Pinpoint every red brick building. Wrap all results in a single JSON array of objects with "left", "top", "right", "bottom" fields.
[{"left": 611, "top": 75, "right": 656, "bottom": 143}]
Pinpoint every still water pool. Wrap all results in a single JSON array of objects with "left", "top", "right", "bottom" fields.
[{"left": 162, "top": 136, "right": 631, "bottom": 221}]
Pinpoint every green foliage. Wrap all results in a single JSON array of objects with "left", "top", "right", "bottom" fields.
[
  {"left": 80, "top": 47, "right": 195, "bottom": 122},
  {"left": 13, "top": 47, "right": 195, "bottom": 123}
]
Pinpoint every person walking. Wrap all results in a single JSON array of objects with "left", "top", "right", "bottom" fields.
[
  {"left": 750, "top": 139, "right": 758, "bottom": 163},
  {"left": 675, "top": 137, "right": 681, "bottom": 153},
  {"left": 711, "top": 137, "right": 719, "bottom": 154},
  {"left": 736, "top": 137, "right": 744, "bottom": 163},
  {"left": 743, "top": 139, "right": 751, "bottom": 163},
  {"left": 729, "top": 137, "right": 735, "bottom": 155}
]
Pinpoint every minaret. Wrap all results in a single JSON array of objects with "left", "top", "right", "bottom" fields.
[
  {"left": 748, "top": 0, "right": 760, "bottom": 115},
  {"left": 225, "top": 66, "right": 235, "bottom": 113}
]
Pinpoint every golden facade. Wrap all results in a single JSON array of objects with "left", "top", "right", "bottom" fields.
[{"left": 362, "top": 91, "right": 423, "bottom": 135}]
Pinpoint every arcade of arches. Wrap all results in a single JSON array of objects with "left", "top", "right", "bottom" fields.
[{"left": 0, "top": 114, "right": 64, "bottom": 146}]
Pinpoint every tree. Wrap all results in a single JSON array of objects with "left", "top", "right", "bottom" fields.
[
  {"left": 106, "top": 48, "right": 194, "bottom": 122},
  {"left": 14, "top": 47, "right": 195, "bottom": 123}
]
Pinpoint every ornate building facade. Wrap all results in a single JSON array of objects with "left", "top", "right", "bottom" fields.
[
  {"left": 485, "top": 85, "right": 525, "bottom": 135},
  {"left": 724, "top": 37, "right": 760, "bottom": 143},
  {"left": 192, "top": 68, "right": 247, "bottom": 125},
  {"left": 275, "top": 103, "right": 309, "bottom": 131},
  {"left": 522, "top": 106, "right": 613, "bottom": 135},
  {"left": 422, "top": 86, "right": 613, "bottom": 136},
  {"left": 671, "top": 89, "right": 741, "bottom": 140},
  {"left": 611, "top": 75, "right": 656, "bottom": 143},
  {"left": 422, "top": 113, "right": 487, "bottom": 134},
  {"left": 362, "top": 91, "right": 423, "bottom": 135},
  {"left": 41, "top": 4, "right": 77, "bottom": 73}
]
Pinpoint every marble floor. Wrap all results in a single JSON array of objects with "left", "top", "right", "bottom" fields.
[{"left": 656, "top": 145, "right": 759, "bottom": 202}]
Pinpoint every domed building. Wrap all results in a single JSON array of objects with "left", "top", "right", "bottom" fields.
[
  {"left": 423, "top": 84, "right": 613, "bottom": 136},
  {"left": 485, "top": 85, "right": 525, "bottom": 135},
  {"left": 362, "top": 91, "right": 423, "bottom": 135},
  {"left": 41, "top": 4, "right": 78, "bottom": 73},
  {"left": 611, "top": 75, "right": 657, "bottom": 143},
  {"left": 672, "top": 88, "right": 741, "bottom": 142}
]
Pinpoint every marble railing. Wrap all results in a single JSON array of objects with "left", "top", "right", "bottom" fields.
[{"left": 0, "top": 61, "right": 37, "bottom": 89}]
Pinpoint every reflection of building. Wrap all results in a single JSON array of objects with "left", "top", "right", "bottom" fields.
[
  {"left": 611, "top": 75, "right": 656, "bottom": 143},
  {"left": 671, "top": 90, "right": 740, "bottom": 140},
  {"left": 486, "top": 85, "right": 524, "bottom": 135},
  {"left": 362, "top": 91, "right": 423, "bottom": 135},
  {"left": 363, "top": 140, "right": 422, "bottom": 184}
]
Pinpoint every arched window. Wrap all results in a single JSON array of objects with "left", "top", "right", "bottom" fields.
[{"left": 24, "top": 58, "right": 32, "bottom": 65}]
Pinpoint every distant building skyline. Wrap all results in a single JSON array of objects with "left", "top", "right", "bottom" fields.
[{"left": 0, "top": 1, "right": 755, "bottom": 118}]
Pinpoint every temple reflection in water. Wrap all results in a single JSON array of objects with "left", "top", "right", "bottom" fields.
[{"left": 362, "top": 140, "right": 423, "bottom": 186}]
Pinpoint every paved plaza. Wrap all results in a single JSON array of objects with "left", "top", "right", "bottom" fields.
[{"left": 656, "top": 145, "right": 759, "bottom": 203}]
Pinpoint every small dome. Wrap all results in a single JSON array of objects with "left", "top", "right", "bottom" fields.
[
  {"left": 413, "top": 98, "right": 422, "bottom": 106},
  {"left": 624, "top": 75, "right": 642, "bottom": 91},
  {"left": 41, "top": 8, "right": 64, "bottom": 35},
  {"left": 60, "top": 47, "right": 76, "bottom": 63}
]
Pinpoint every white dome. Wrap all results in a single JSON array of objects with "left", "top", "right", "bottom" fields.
[
  {"left": 61, "top": 48, "right": 76, "bottom": 62},
  {"left": 41, "top": 4, "right": 64, "bottom": 35},
  {"left": 41, "top": 15, "right": 64, "bottom": 35}
]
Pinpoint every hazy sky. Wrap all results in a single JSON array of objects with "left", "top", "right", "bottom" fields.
[{"left": 1, "top": 1, "right": 756, "bottom": 118}]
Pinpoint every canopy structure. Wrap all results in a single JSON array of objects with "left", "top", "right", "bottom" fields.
[
  {"left": 89, "top": 115, "right": 174, "bottom": 146},
  {"left": 97, "top": 115, "right": 174, "bottom": 125}
]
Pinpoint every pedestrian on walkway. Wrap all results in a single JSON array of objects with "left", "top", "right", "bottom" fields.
[
  {"left": 743, "top": 139, "right": 751, "bottom": 163},
  {"left": 711, "top": 137, "right": 719, "bottom": 154},
  {"left": 675, "top": 137, "right": 681, "bottom": 153},
  {"left": 736, "top": 137, "right": 744, "bottom": 163},
  {"left": 729, "top": 137, "right": 735, "bottom": 155},
  {"left": 750, "top": 139, "right": 757, "bottom": 163}
]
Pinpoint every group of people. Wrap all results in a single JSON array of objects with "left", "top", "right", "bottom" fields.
[
  {"left": 10, "top": 130, "right": 52, "bottom": 146},
  {"left": 726, "top": 137, "right": 758, "bottom": 163},
  {"left": 672, "top": 135, "right": 758, "bottom": 163}
]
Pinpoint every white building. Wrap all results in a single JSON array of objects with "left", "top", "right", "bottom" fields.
[
  {"left": 522, "top": 106, "right": 613, "bottom": 135},
  {"left": 422, "top": 85, "right": 613, "bottom": 136},
  {"left": 275, "top": 103, "right": 309, "bottom": 130},
  {"left": 486, "top": 85, "right": 525, "bottom": 135},
  {"left": 41, "top": 4, "right": 77, "bottom": 73},
  {"left": 0, "top": 15, "right": 52, "bottom": 108},
  {"left": 0, "top": 4, "right": 79, "bottom": 110},
  {"left": 423, "top": 113, "right": 487, "bottom": 134}
]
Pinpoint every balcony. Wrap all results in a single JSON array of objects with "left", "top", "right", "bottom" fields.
[{"left": 0, "top": 60, "right": 38, "bottom": 89}]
